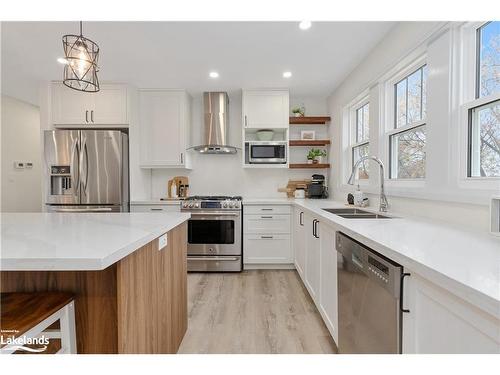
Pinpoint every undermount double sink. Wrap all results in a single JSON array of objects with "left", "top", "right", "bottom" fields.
[{"left": 322, "top": 208, "right": 393, "bottom": 219}]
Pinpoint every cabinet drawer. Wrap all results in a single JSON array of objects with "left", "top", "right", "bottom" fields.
[
  {"left": 244, "top": 214, "right": 291, "bottom": 234},
  {"left": 244, "top": 234, "right": 292, "bottom": 264},
  {"left": 130, "top": 205, "right": 180, "bottom": 213},
  {"left": 244, "top": 205, "right": 291, "bottom": 215}
]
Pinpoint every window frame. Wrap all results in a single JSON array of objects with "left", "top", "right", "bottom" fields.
[
  {"left": 343, "top": 91, "right": 371, "bottom": 185},
  {"left": 383, "top": 55, "right": 428, "bottom": 181},
  {"left": 458, "top": 21, "right": 500, "bottom": 185}
]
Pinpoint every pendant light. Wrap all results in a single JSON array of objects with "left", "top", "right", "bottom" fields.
[{"left": 62, "top": 21, "right": 100, "bottom": 92}]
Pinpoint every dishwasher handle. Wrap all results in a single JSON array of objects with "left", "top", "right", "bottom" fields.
[{"left": 400, "top": 272, "right": 411, "bottom": 313}]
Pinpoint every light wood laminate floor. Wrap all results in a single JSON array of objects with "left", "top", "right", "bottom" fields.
[{"left": 178, "top": 270, "right": 337, "bottom": 354}]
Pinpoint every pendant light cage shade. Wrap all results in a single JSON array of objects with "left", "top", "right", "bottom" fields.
[{"left": 62, "top": 33, "right": 100, "bottom": 92}]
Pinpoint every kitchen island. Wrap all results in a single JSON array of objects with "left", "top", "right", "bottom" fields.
[{"left": 0, "top": 212, "right": 190, "bottom": 354}]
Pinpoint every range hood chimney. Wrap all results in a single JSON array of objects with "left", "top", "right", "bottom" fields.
[{"left": 193, "top": 92, "right": 237, "bottom": 154}]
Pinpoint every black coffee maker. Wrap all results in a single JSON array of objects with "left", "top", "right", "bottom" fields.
[{"left": 307, "top": 174, "right": 328, "bottom": 199}]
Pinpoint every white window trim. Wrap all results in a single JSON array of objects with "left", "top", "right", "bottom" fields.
[
  {"left": 381, "top": 53, "right": 428, "bottom": 186},
  {"left": 342, "top": 91, "right": 370, "bottom": 187},
  {"left": 456, "top": 21, "right": 500, "bottom": 191}
]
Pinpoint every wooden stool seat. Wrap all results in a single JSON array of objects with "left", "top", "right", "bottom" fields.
[{"left": 1, "top": 292, "right": 76, "bottom": 354}]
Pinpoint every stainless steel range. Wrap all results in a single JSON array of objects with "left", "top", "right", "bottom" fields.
[{"left": 181, "top": 196, "right": 242, "bottom": 272}]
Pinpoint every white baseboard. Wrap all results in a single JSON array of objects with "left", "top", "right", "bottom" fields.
[{"left": 244, "top": 263, "right": 296, "bottom": 270}]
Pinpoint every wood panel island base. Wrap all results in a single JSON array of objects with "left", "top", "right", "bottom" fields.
[{"left": 1, "top": 223, "right": 188, "bottom": 354}]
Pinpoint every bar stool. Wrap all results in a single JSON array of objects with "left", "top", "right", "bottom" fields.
[{"left": 0, "top": 292, "right": 77, "bottom": 354}]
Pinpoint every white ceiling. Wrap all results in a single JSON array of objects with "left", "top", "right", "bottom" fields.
[{"left": 1, "top": 21, "right": 395, "bottom": 105}]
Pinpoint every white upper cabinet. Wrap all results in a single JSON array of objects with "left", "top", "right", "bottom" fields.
[
  {"left": 138, "top": 90, "right": 191, "bottom": 169},
  {"left": 51, "top": 82, "right": 128, "bottom": 126},
  {"left": 242, "top": 89, "right": 289, "bottom": 129},
  {"left": 92, "top": 85, "right": 128, "bottom": 124}
]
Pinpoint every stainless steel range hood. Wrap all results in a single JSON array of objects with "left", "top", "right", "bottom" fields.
[{"left": 192, "top": 92, "right": 238, "bottom": 154}]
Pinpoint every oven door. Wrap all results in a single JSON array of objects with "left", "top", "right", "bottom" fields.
[
  {"left": 187, "top": 212, "right": 242, "bottom": 256},
  {"left": 249, "top": 144, "right": 286, "bottom": 164}
]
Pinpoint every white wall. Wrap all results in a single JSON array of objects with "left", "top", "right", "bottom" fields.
[
  {"left": 144, "top": 93, "right": 328, "bottom": 199},
  {"left": 1, "top": 95, "right": 42, "bottom": 212},
  {"left": 327, "top": 22, "right": 498, "bottom": 232}
]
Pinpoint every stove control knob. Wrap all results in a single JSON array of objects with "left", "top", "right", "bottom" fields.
[
  {"left": 182, "top": 203, "right": 188, "bottom": 208},
  {"left": 223, "top": 202, "right": 228, "bottom": 208},
  {"left": 189, "top": 203, "right": 194, "bottom": 208},
  {"left": 230, "top": 202, "right": 236, "bottom": 208},
  {"left": 195, "top": 203, "right": 199, "bottom": 208}
]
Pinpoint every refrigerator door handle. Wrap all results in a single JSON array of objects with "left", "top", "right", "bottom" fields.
[
  {"left": 70, "top": 138, "right": 80, "bottom": 197},
  {"left": 83, "top": 141, "right": 89, "bottom": 194}
]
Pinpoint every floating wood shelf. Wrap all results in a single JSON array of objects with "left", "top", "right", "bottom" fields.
[
  {"left": 289, "top": 116, "right": 331, "bottom": 125},
  {"left": 289, "top": 139, "right": 331, "bottom": 146},
  {"left": 289, "top": 163, "right": 330, "bottom": 169}
]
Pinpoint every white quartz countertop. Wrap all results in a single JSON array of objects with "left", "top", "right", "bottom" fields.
[
  {"left": 130, "top": 200, "right": 183, "bottom": 205},
  {"left": 282, "top": 199, "right": 500, "bottom": 319},
  {"left": 0, "top": 212, "right": 190, "bottom": 271}
]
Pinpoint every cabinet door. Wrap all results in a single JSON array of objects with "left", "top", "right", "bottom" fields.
[
  {"left": 244, "top": 214, "right": 291, "bottom": 234},
  {"left": 319, "top": 222, "right": 338, "bottom": 343},
  {"left": 243, "top": 90, "right": 289, "bottom": 129},
  {"left": 139, "top": 91, "right": 185, "bottom": 167},
  {"left": 52, "top": 82, "right": 93, "bottom": 124},
  {"left": 293, "top": 209, "right": 306, "bottom": 279},
  {"left": 92, "top": 85, "right": 128, "bottom": 124},
  {"left": 305, "top": 214, "right": 320, "bottom": 302},
  {"left": 402, "top": 272, "right": 500, "bottom": 354},
  {"left": 244, "top": 234, "right": 292, "bottom": 264}
]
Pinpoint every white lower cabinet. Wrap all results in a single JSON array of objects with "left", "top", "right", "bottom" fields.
[
  {"left": 318, "top": 222, "right": 338, "bottom": 344},
  {"left": 244, "top": 234, "right": 291, "bottom": 264},
  {"left": 243, "top": 205, "right": 292, "bottom": 267},
  {"left": 293, "top": 208, "right": 306, "bottom": 279},
  {"left": 296, "top": 210, "right": 338, "bottom": 343},
  {"left": 402, "top": 271, "right": 500, "bottom": 353},
  {"left": 304, "top": 212, "right": 320, "bottom": 302}
]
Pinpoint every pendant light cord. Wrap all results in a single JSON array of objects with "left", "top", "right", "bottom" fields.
[{"left": 79, "top": 21, "right": 83, "bottom": 36}]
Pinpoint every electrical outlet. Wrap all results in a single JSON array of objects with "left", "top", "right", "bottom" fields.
[
  {"left": 158, "top": 233, "right": 168, "bottom": 250},
  {"left": 13, "top": 161, "right": 25, "bottom": 169},
  {"left": 25, "top": 162, "right": 33, "bottom": 169}
]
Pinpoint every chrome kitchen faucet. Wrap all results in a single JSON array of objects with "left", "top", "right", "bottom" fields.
[{"left": 348, "top": 156, "right": 389, "bottom": 213}]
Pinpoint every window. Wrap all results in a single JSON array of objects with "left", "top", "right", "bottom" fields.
[
  {"left": 467, "top": 21, "right": 500, "bottom": 178},
  {"left": 390, "top": 64, "right": 428, "bottom": 179},
  {"left": 351, "top": 102, "right": 370, "bottom": 179}
]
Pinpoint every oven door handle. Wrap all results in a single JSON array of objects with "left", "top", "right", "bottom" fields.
[
  {"left": 189, "top": 212, "right": 240, "bottom": 217},
  {"left": 188, "top": 256, "right": 240, "bottom": 261}
]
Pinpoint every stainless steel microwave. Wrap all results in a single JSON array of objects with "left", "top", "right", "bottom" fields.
[{"left": 248, "top": 141, "right": 287, "bottom": 164}]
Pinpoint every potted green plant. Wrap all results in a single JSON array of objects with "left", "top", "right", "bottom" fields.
[
  {"left": 291, "top": 105, "right": 305, "bottom": 117},
  {"left": 307, "top": 149, "right": 327, "bottom": 164}
]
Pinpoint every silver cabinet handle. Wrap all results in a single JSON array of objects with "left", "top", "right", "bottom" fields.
[
  {"left": 244, "top": 115, "right": 248, "bottom": 127},
  {"left": 260, "top": 236, "right": 273, "bottom": 239},
  {"left": 150, "top": 208, "right": 164, "bottom": 211},
  {"left": 85, "top": 110, "right": 89, "bottom": 123},
  {"left": 180, "top": 153, "right": 183, "bottom": 164},
  {"left": 91, "top": 110, "right": 94, "bottom": 123},
  {"left": 70, "top": 138, "right": 80, "bottom": 196},
  {"left": 260, "top": 216, "right": 273, "bottom": 219},
  {"left": 190, "top": 212, "right": 239, "bottom": 217},
  {"left": 261, "top": 208, "right": 273, "bottom": 211},
  {"left": 299, "top": 211, "right": 304, "bottom": 226},
  {"left": 188, "top": 256, "right": 239, "bottom": 262}
]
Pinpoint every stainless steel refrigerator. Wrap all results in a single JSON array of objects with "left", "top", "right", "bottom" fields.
[{"left": 44, "top": 130, "right": 129, "bottom": 212}]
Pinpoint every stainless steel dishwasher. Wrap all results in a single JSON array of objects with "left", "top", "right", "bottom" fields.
[{"left": 336, "top": 232, "right": 409, "bottom": 354}]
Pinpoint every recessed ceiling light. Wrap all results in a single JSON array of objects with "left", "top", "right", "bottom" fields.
[
  {"left": 209, "top": 71, "right": 219, "bottom": 78},
  {"left": 299, "top": 21, "right": 312, "bottom": 30},
  {"left": 57, "top": 57, "right": 68, "bottom": 64},
  {"left": 283, "top": 71, "right": 292, "bottom": 78}
]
